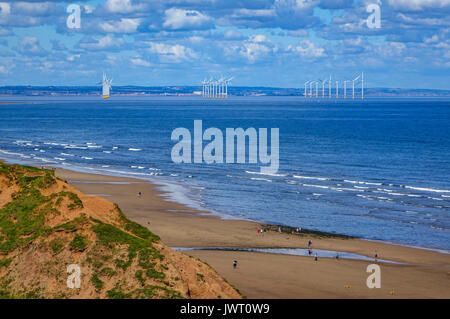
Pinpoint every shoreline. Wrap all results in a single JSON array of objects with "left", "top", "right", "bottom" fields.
[
  {"left": 54, "top": 168, "right": 450, "bottom": 263},
  {"left": 2, "top": 161, "right": 450, "bottom": 297},
  {"left": 51, "top": 167, "right": 450, "bottom": 298},
  {"left": 3, "top": 156, "right": 448, "bottom": 254},
  {"left": 1, "top": 157, "right": 448, "bottom": 255}
]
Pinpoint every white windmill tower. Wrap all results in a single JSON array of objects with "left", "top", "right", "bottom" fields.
[
  {"left": 201, "top": 78, "right": 207, "bottom": 98},
  {"left": 98, "top": 72, "right": 112, "bottom": 99},
  {"left": 335, "top": 80, "right": 339, "bottom": 98},
  {"left": 212, "top": 78, "right": 217, "bottom": 99},
  {"left": 361, "top": 72, "right": 364, "bottom": 100},
  {"left": 329, "top": 75, "right": 332, "bottom": 99},
  {"left": 225, "top": 76, "right": 233, "bottom": 99},
  {"left": 343, "top": 80, "right": 351, "bottom": 99},
  {"left": 304, "top": 81, "right": 310, "bottom": 98},
  {"left": 218, "top": 75, "right": 226, "bottom": 99},
  {"left": 208, "top": 77, "right": 213, "bottom": 98},
  {"left": 321, "top": 78, "right": 327, "bottom": 98},
  {"left": 352, "top": 74, "right": 361, "bottom": 100}
]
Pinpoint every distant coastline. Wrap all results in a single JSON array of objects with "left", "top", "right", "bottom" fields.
[{"left": 0, "top": 86, "right": 449, "bottom": 97}]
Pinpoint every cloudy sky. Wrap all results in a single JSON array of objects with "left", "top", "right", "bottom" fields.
[{"left": 0, "top": 0, "right": 449, "bottom": 88}]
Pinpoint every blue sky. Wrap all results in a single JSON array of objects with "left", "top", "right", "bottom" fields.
[{"left": 0, "top": 0, "right": 449, "bottom": 88}]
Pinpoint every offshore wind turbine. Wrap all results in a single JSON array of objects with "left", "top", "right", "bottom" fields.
[
  {"left": 304, "top": 81, "right": 310, "bottom": 98},
  {"left": 352, "top": 74, "right": 361, "bottom": 100},
  {"left": 214, "top": 78, "right": 218, "bottom": 99},
  {"left": 218, "top": 75, "right": 227, "bottom": 99},
  {"left": 343, "top": 80, "right": 351, "bottom": 99},
  {"left": 201, "top": 79, "right": 207, "bottom": 97},
  {"left": 361, "top": 72, "right": 364, "bottom": 100},
  {"left": 225, "top": 77, "right": 233, "bottom": 99},
  {"left": 209, "top": 77, "right": 214, "bottom": 98},
  {"left": 321, "top": 78, "right": 327, "bottom": 98},
  {"left": 329, "top": 75, "right": 332, "bottom": 98},
  {"left": 98, "top": 72, "right": 112, "bottom": 99},
  {"left": 335, "top": 80, "right": 339, "bottom": 98}
]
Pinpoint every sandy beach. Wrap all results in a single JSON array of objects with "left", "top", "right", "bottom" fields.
[{"left": 55, "top": 168, "right": 450, "bottom": 298}]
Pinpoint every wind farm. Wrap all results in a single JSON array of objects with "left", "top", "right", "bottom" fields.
[
  {"left": 304, "top": 72, "right": 364, "bottom": 100},
  {"left": 201, "top": 76, "right": 233, "bottom": 99}
]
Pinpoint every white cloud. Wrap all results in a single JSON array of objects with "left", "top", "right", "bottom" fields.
[
  {"left": 224, "top": 29, "right": 244, "bottom": 40},
  {"left": 13, "top": 2, "right": 54, "bottom": 15},
  {"left": 397, "top": 13, "right": 450, "bottom": 27},
  {"left": 0, "top": 28, "right": 12, "bottom": 36},
  {"left": 250, "top": 34, "right": 271, "bottom": 43},
  {"left": 388, "top": 0, "right": 450, "bottom": 11},
  {"left": 188, "top": 36, "right": 204, "bottom": 43},
  {"left": 16, "top": 36, "right": 47, "bottom": 56},
  {"left": 0, "top": 2, "right": 10, "bottom": 16},
  {"left": 147, "top": 42, "right": 197, "bottom": 63},
  {"left": 163, "top": 8, "right": 212, "bottom": 30},
  {"left": 67, "top": 54, "right": 80, "bottom": 62},
  {"left": 230, "top": 9, "right": 274, "bottom": 19},
  {"left": 241, "top": 42, "right": 271, "bottom": 63},
  {"left": 0, "top": 65, "right": 9, "bottom": 74},
  {"left": 79, "top": 36, "right": 124, "bottom": 51},
  {"left": 100, "top": 18, "right": 141, "bottom": 33},
  {"left": 83, "top": 5, "right": 95, "bottom": 14},
  {"left": 130, "top": 57, "right": 151, "bottom": 67},
  {"left": 288, "top": 40, "right": 325, "bottom": 58},
  {"left": 104, "top": 0, "right": 145, "bottom": 14}
]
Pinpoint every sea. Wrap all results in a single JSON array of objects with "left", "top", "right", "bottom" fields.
[{"left": 0, "top": 96, "right": 449, "bottom": 251}]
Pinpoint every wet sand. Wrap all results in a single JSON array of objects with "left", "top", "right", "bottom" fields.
[{"left": 55, "top": 168, "right": 450, "bottom": 298}]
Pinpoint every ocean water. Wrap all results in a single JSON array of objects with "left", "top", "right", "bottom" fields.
[{"left": 0, "top": 96, "right": 449, "bottom": 250}]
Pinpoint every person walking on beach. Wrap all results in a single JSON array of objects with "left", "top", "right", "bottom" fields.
[
  {"left": 374, "top": 250, "right": 378, "bottom": 262},
  {"left": 314, "top": 253, "right": 318, "bottom": 262},
  {"left": 137, "top": 192, "right": 142, "bottom": 198},
  {"left": 308, "top": 240, "right": 312, "bottom": 248},
  {"left": 233, "top": 260, "right": 237, "bottom": 269}
]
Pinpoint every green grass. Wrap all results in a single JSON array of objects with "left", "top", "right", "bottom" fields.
[
  {"left": 69, "top": 234, "right": 88, "bottom": 251},
  {"left": 57, "top": 191, "right": 83, "bottom": 210},
  {"left": 49, "top": 238, "right": 66, "bottom": 254},
  {"left": 135, "top": 270, "right": 145, "bottom": 286},
  {"left": 90, "top": 274, "right": 104, "bottom": 290},
  {"left": 0, "top": 258, "right": 12, "bottom": 268},
  {"left": 196, "top": 273, "right": 204, "bottom": 281},
  {"left": 99, "top": 267, "right": 117, "bottom": 278}
]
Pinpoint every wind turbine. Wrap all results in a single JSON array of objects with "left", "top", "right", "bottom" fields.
[
  {"left": 213, "top": 79, "right": 216, "bottom": 98},
  {"left": 304, "top": 81, "right": 310, "bottom": 98},
  {"left": 329, "top": 75, "right": 332, "bottom": 98},
  {"left": 321, "top": 78, "right": 327, "bottom": 98},
  {"left": 201, "top": 79, "right": 207, "bottom": 98},
  {"left": 218, "top": 75, "right": 227, "bottom": 99},
  {"left": 98, "top": 72, "right": 112, "bottom": 99},
  {"left": 361, "top": 72, "right": 364, "bottom": 100},
  {"left": 335, "top": 80, "right": 339, "bottom": 98},
  {"left": 225, "top": 77, "right": 233, "bottom": 99},
  {"left": 352, "top": 74, "right": 361, "bottom": 100},
  {"left": 208, "top": 77, "right": 214, "bottom": 98},
  {"left": 343, "top": 80, "right": 351, "bottom": 99}
]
